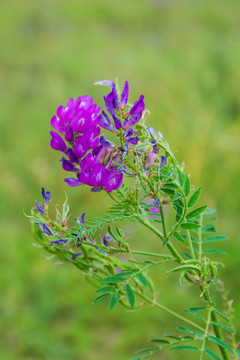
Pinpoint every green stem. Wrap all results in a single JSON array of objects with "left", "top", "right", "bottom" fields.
[
  {"left": 203, "top": 289, "right": 230, "bottom": 360},
  {"left": 139, "top": 217, "right": 183, "bottom": 263},
  {"left": 198, "top": 213, "right": 203, "bottom": 261},
  {"left": 135, "top": 291, "right": 205, "bottom": 333},
  {"left": 186, "top": 230, "right": 196, "bottom": 259},
  {"left": 200, "top": 306, "right": 213, "bottom": 360}
]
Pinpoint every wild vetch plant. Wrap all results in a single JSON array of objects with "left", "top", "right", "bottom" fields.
[{"left": 29, "top": 80, "right": 239, "bottom": 360}]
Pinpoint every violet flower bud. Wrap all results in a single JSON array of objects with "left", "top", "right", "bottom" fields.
[
  {"left": 64, "top": 177, "right": 82, "bottom": 187},
  {"left": 99, "top": 135, "right": 112, "bottom": 148},
  {"left": 65, "top": 127, "right": 74, "bottom": 143},
  {"left": 145, "top": 152, "right": 157, "bottom": 169},
  {"left": 35, "top": 202, "right": 45, "bottom": 214},
  {"left": 121, "top": 81, "right": 129, "bottom": 108},
  {"left": 41, "top": 188, "right": 51, "bottom": 204},
  {"left": 123, "top": 114, "right": 141, "bottom": 129},
  {"left": 51, "top": 239, "right": 69, "bottom": 245},
  {"left": 50, "top": 131, "right": 67, "bottom": 152},
  {"left": 160, "top": 156, "right": 167, "bottom": 168},
  {"left": 94, "top": 80, "right": 115, "bottom": 87},
  {"left": 60, "top": 158, "right": 79, "bottom": 172},
  {"left": 127, "top": 136, "right": 138, "bottom": 145},
  {"left": 147, "top": 127, "right": 157, "bottom": 139},
  {"left": 129, "top": 95, "right": 145, "bottom": 115},
  {"left": 98, "top": 113, "right": 115, "bottom": 131},
  {"left": 41, "top": 223, "right": 53, "bottom": 236},
  {"left": 72, "top": 253, "right": 82, "bottom": 260},
  {"left": 106, "top": 87, "right": 119, "bottom": 110}
]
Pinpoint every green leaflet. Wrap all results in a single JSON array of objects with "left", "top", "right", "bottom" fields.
[
  {"left": 185, "top": 309, "right": 206, "bottom": 322},
  {"left": 173, "top": 231, "right": 185, "bottom": 243},
  {"left": 169, "top": 345, "right": 199, "bottom": 351},
  {"left": 202, "top": 249, "right": 227, "bottom": 255},
  {"left": 96, "top": 286, "right": 116, "bottom": 294},
  {"left": 207, "top": 335, "right": 234, "bottom": 354},
  {"left": 186, "top": 205, "right": 207, "bottom": 219},
  {"left": 126, "top": 284, "right": 135, "bottom": 308},
  {"left": 136, "top": 273, "right": 148, "bottom": 287},
  {"left": 211, "top": 322, "right": 236, "bottom": 334},
  {"left": 92, "top": 293, "right": 111, "bottom": 305},
  {"left": 163, "top": 334, "right": 180, "bottom": 340},
  {"left": 130, "top": 354, "right": 150, "bottom": 360},
  {"left": 135, "top": 347, "right": 158, "bottom": 354},
  {"left": 203, "top": 208, "right": 216, "bottom": 215},
  {"left": 181, "top": 222, "right": 201, "bottom": 229},
  {"left": 204, "top": 349, "right": 221, "bottom": 360},
  {"left": 186, "top": 306, "right": 207, "bottom": 312},
  {"left": 109, "top": 292, "right": 119, "bottom": 310},
  {"left": 184, "top": 174, "right": 191, "bottom": 196},
  {"left": 101, "top": 275, "right": 125, "bottom": 283},
  {"left": 151, "top": 339, "right": 170, "bottom": 344},
  {"left": 176, "top": 326, "right": 203, "bottom": 338},
  {"left": 188, "top": 187, "right": 201, "bottom": 207},
  {"left": 176, "top": 167, "right": 185, "bottom": 186},
  {"left": 213, "top": 309, "right": 230, "bottom": 323},
  {"left": 202, "top": 235, "right": 228, "bottom": 243}
]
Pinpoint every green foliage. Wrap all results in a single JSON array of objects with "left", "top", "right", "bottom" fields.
[
  {"left": 126, "top": 284, "right": 135, "bottom": 308},
  {"left": 109, "top": 292, "right": 119, "bottom": 310}
]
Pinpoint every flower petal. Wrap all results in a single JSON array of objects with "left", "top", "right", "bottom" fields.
[{"left": 121, "top": 81, "right": 129, "bottom": 107}]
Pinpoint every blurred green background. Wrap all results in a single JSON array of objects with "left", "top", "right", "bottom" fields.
[{"left": 1, "top": 0, "right": 240, "bottom": 359}]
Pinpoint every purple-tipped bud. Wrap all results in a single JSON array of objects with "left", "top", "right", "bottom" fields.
[
  {"left": 51, "top": 239, "right": 69, "bottom": 245},
  {"left": 106, "top": 87, "right": 119, "bottom": 110},
  {"left": 103, "top": 235, "right": 113, "bottom": 247},
  {"left": 64, "top": 177, "right": 82, "bottom": 187},
  {"left": 99, "top": 135, "right": 112, "bottom": 148},
  {"left": 60, "top": 158, "right": 79, "bottom": 172},
  {"left": 147, "top": 127, "right": 157, "bottom": 139},
  {"left": 121, "top": 81, "right": 129, "bottom": 107},
  {"left": 72, "top": 253, "right": 82, "bottom": 260},
  {"left": 94, "top": 80, "right": 115, "bottom": 87},
  {"left": 123, "top": 127, "right": 133, "bottom": 139},
  {"left": 35, "top": 202, "right": 45, "bottom": 214},
  {"left": 104, "top": 98, "right": 122, "bottom": 129},
  {"left": 65, "top": 127, "right": 74, "bottom": 143},
  {"left": 160, "top": 156, "right": 167, "bottom": 168},
  {"left": 123, "top": 114, "right": 141, "bottom": 129},
  {"left": 50, "top": 131, "right": 67, "bottom": 152},
  {"left": 145, "top": 152, "right": 157, "bottom": 169},
  {"left": 129, "top": 95, "right": 145, "bottom": 115},
  {"left": 80, "top": 213, "right": 85, "bottom": 224},
  {"left": 153, "top": 198, "right": 160, "bottom": 208},
  {"left": 42, "top": 223, "right": 53, "bottom": 236},
  {"left": 128, "top": 136, "right": 138, "bottom": 145},
  {"left": 41, "top": 188, "right": 51, "bottom": 204},
  {"left": 98, "top": 113, "right": 115, "bottom": 131}
]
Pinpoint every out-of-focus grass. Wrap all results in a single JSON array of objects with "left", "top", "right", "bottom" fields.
[{"left": 0, "top": 0, "right": 240, "bottom": 359}]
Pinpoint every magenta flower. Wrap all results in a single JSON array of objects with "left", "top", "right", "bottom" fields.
[{"left": 50, "top": 96, "right": 101, "bottom": 164}]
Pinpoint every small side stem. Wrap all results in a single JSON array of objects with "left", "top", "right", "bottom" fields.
[
  {"left": 135, "top": 291, "right": 205, "bottom": 333},
  {"left": 186, "top": 230, "right": 196, "bottom": 259},
  {"left": 198, "top": 213, "right": 203, "bottom": 261},
  {"left": 203, "top": 289, "right": 230, "bottom": 360},
  {"left": 200, "top": 306, "right": 213, "bottom": 360}
]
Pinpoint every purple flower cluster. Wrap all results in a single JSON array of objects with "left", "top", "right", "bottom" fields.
[{"left": 49, "top": 95, "right": 123, "bottom": 192}]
